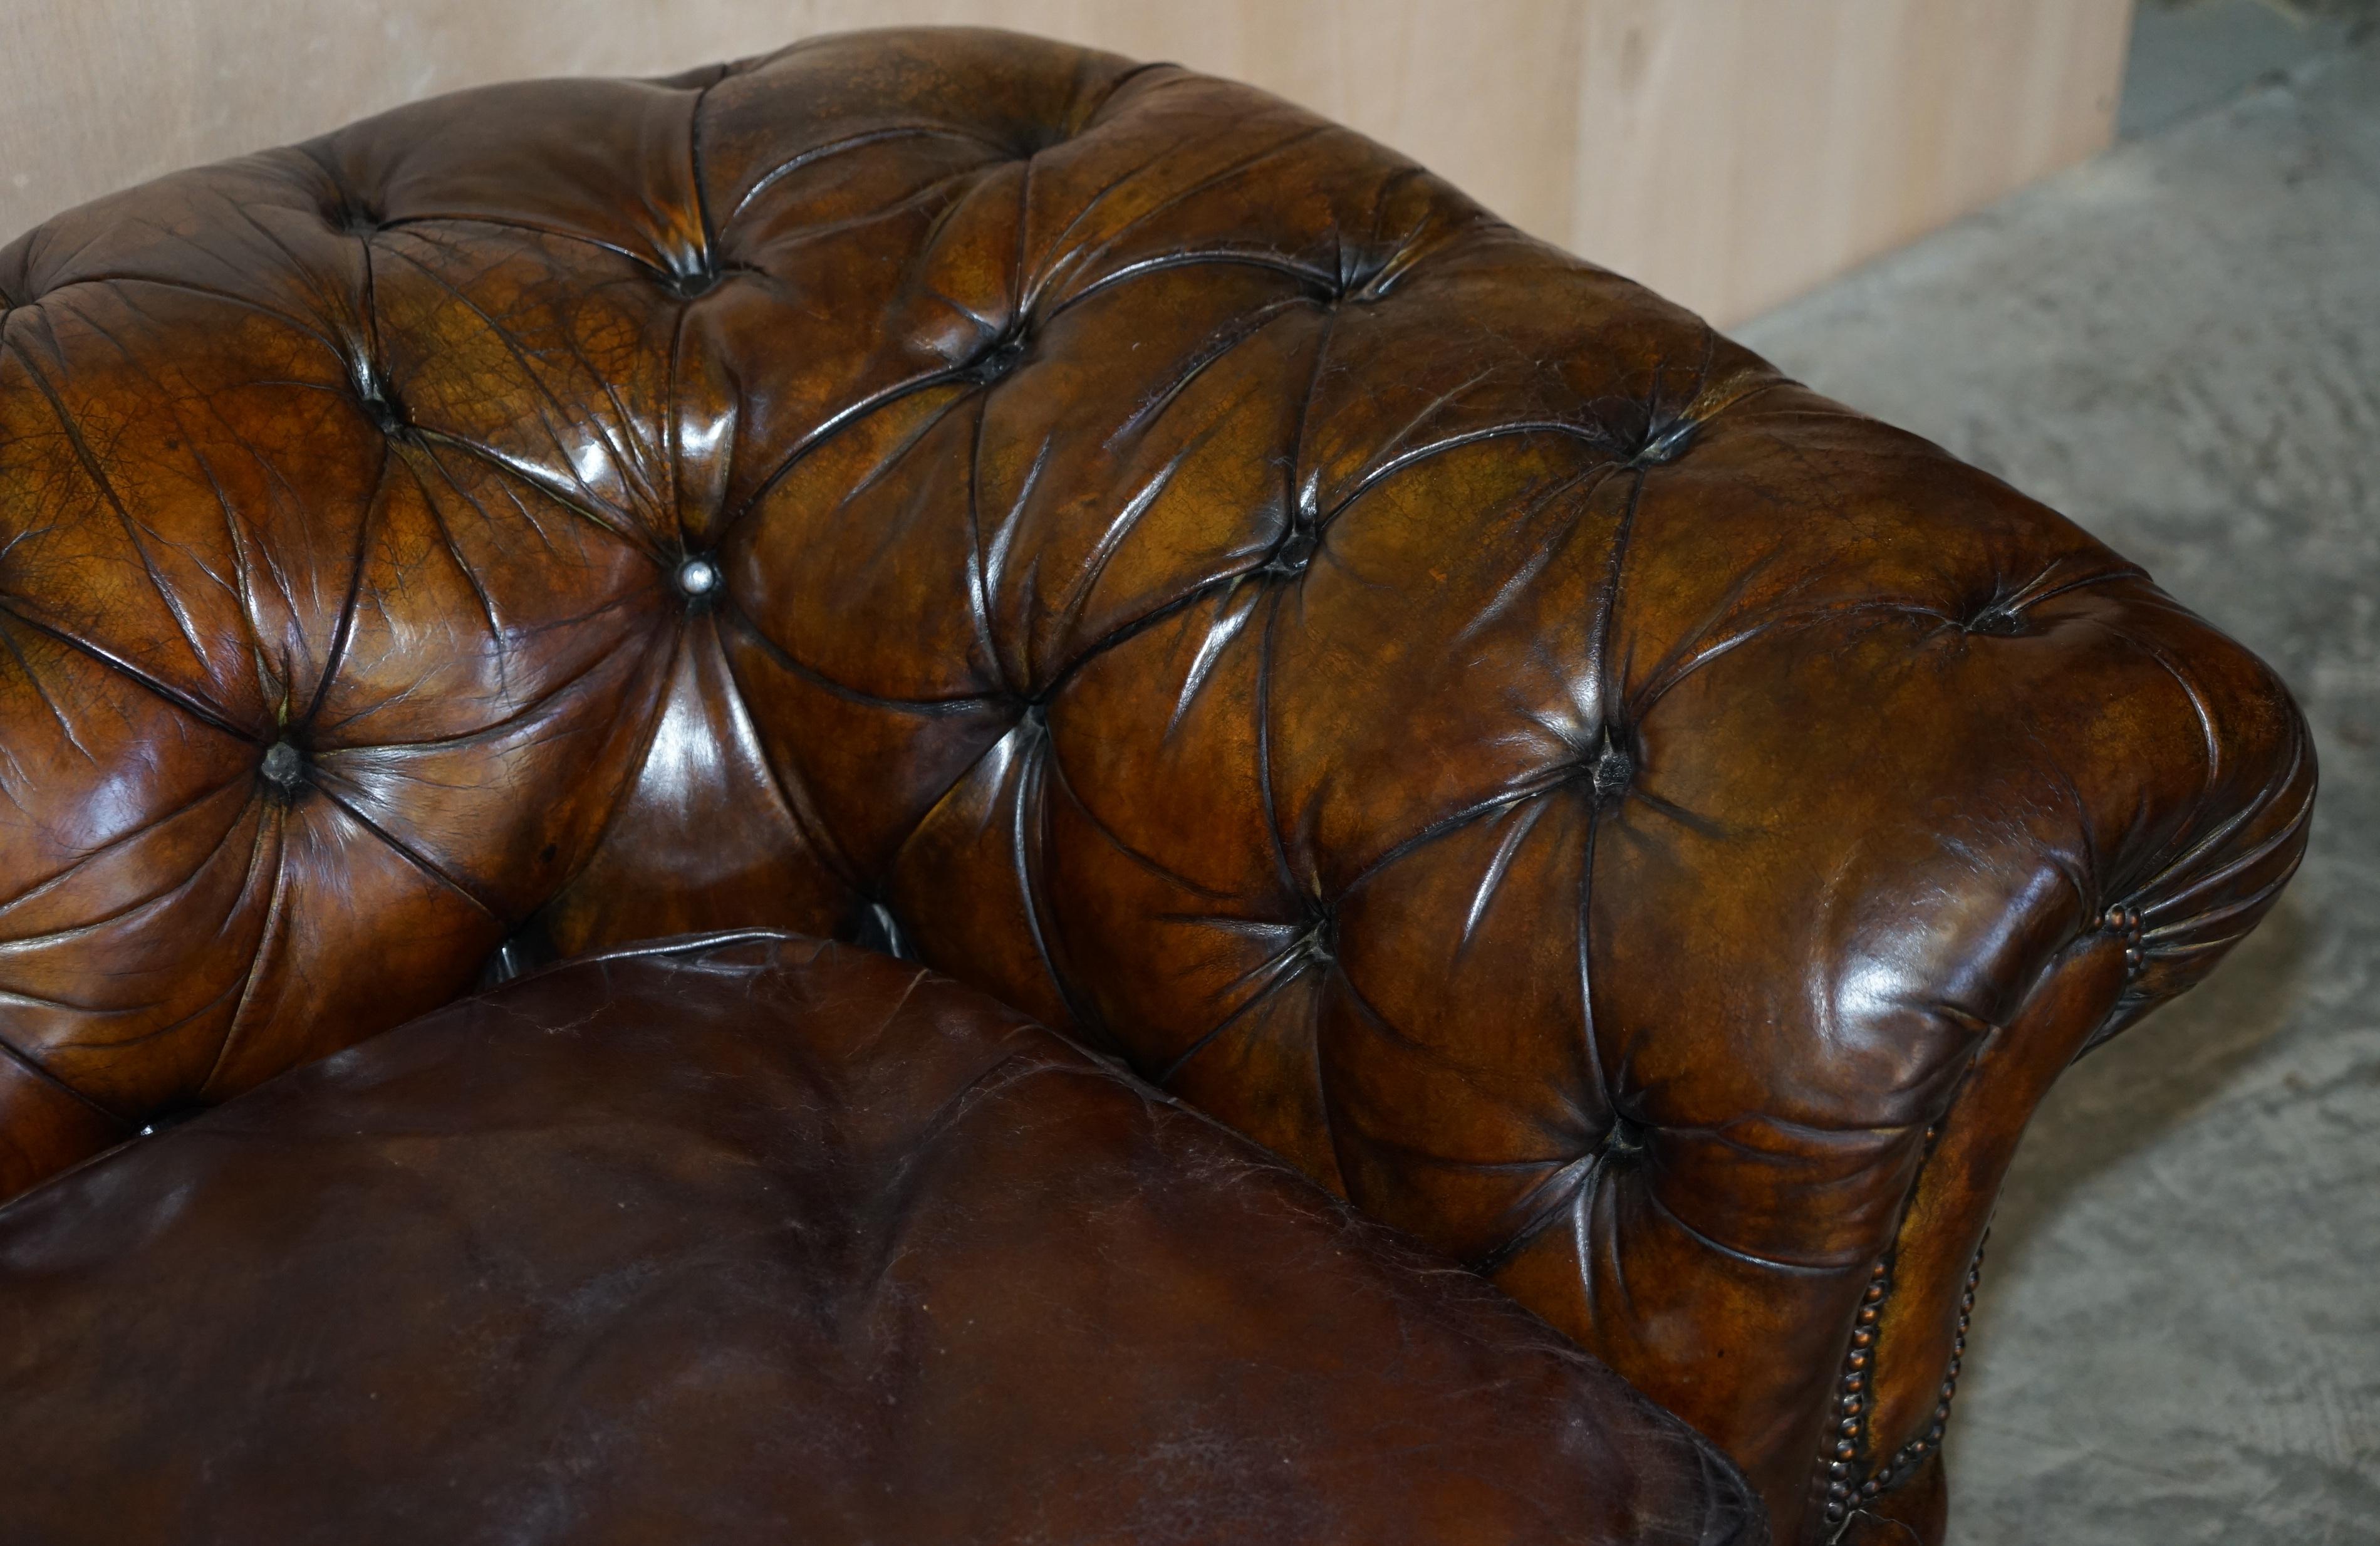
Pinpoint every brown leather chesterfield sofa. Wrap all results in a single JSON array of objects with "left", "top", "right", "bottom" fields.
[{"left": 0, "top": 27, "right": 2313, "bottom": 1546}]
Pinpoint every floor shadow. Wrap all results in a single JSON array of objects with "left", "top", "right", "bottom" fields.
[{"left": 1977, "top": 884, "right": 2317, "bottom": 1280}]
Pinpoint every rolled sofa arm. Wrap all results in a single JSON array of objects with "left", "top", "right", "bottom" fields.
[
  {"left": 1475, "top": 556, "right": 2313, "bottom": 1540},
  {"left": 1050, "top": 360, "right": 2313, "bottom": 1537},
  {"left": 0, "top": 28, "right": 2312, "bottom": 1545}
]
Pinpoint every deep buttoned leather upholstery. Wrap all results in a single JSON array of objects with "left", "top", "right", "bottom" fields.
[{"left": 0, "top": 28, "right": 2312, "bottom": 1543}]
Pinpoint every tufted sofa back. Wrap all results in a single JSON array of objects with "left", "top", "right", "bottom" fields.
[{"left": 0, "top": 28, "right": 2311, "bottom": 1542}]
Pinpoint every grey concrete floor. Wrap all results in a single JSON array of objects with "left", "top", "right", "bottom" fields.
[
  {"left": 1739, "top": 34, "right": 2380, "bottom": 1546},
  {"left": 2119, "top": 1, "right": 2366, "bottom": 138}
]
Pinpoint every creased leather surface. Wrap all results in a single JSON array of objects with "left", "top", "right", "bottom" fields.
[
  {"left": 0, "top": 932, "right": 1764, "bottom": 1546},
  {"left": 0, "top": 26, "right": 2314, "bottom": 1542}
]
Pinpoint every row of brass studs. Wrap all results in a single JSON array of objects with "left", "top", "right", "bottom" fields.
[
  {"left": 1818, "top": 1235, "right": 1988, "bottom": 1535},
  {"left": 1821, "top": 894, "right": 2138, "bottom": 1525},
  {"left": 2106, "top": 903, "right": 2146, "bottom": 976},
  {"left": 1819, "top": 1257, "right": 1890, "bottom": 1530}
]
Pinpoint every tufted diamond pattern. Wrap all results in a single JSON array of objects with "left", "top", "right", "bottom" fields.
[{"left": 0, "top": 28, "right": 2312, "bottom": 1543}]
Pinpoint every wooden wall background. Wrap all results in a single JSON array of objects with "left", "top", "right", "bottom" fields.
[{"left": 0, "top": 1, "right": 2133, "bottom": 325}]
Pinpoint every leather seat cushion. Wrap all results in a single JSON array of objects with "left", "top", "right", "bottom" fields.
[{"left": 0, "top": 933, "right": 1760, "bottom": 1545}]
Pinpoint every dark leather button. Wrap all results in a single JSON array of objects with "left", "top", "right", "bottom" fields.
[
  {"left": 1629, "top": 417, "right": 1698, "bottom": 466},
  {"left": 356, "top": 385, "right": 404, "bottom": 435},
  {"left": 1265, "top": 524, "right": 1318, "bottom": 577},
  {"left": 663, "top": 263, "right": 723, "bottom": 299},
  {"left": 848, "top": 899, "right": 912, "bottom": 960},
  {"left": 259, "top": 740, "right": 305, "bottom": 792},
  {"left": 1589, "top": 741, "right": 1634, "bottom": 802},
  {"left": 1292, "top": 906, "right": 1336, "bottom": 966},
  {"left": 970, "top": 330, "right": 1029, "bottom": 382}
]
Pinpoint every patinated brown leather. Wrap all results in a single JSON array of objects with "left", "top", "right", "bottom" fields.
[
  {"left": 0, "top": 26, "right": 2313, "bottom": 1542},
  {"left": 0, "top": 932, "right": 1764, "bottom": 1544}
]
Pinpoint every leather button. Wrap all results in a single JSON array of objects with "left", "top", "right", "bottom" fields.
[
  {"left": 1587, "top": 729, "right": 1634, "bottom": 804},
  {"left": 663, "top": 264, "right": 724, "bottom": 299},
  {"left": 970, "top": 331, "right": 1029, "bottom": 383},
  {"left": 1628, "top": 417, "right": 1697, "bottom": 467},
  {"left": 357, "top": 385, "right": 405, "bottom": 436},
  {"left": 1589, "top": 744, "right": 1634, "bottom": 802},
  {"left": 1265, "top": 525, "right": 1318, "bottom": 577},
  {"left": 259, "top": 740, "right": 305, "bottom": 792}
]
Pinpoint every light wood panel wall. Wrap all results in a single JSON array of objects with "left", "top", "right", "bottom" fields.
[{"left": 0, "top": 1, "right": 2133, "bottom": 325}]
